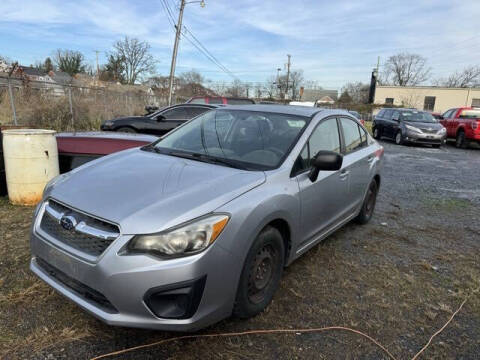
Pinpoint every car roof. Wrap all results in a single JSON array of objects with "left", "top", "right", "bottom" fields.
[{"left": 218, "top": 104, "right": 327, "bottom": 117}]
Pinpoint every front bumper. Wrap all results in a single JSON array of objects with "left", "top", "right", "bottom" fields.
[
  {"left": 405, "top": 131, "right": 445, "bottom": 145},
  {"left": 30, "top": 227, "right": 240, "bottom": 331}
]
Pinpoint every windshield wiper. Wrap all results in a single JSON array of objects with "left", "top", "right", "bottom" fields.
[{"left": 168, "top": 151, "right": 247, "bottom": 170}]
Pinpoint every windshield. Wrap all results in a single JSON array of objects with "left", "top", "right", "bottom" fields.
[
  {"left": 400, "top": 111, "right": 436, "bottom": 123},
  {"left": 150, "top": 109, "right": 309, "bottom": 170}
]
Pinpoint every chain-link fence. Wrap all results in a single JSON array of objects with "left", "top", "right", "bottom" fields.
[{"left": 0, "top": 76, "right": 167, "bottom": 132}]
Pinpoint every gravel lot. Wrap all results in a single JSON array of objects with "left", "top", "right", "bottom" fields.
[{"left": 1, "top": 140, "right": 479, "bottom": 359}]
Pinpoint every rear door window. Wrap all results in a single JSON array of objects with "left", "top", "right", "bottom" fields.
[
  {"left": 340, "top": 117, "right": 363, "bottom": 153},
  {"left": 162, "top": 107, "right": 188, "bottom": 120},
  {"left": 187, "top": 107, "right": 211, "bottom": 118}
]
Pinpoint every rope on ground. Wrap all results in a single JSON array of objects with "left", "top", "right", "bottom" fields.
[
  {"left": 90, "top": 326, "right": 397, "bottom": 360},
  {"left": 91, "top": 292, "right": 473, "bottom": 360}
]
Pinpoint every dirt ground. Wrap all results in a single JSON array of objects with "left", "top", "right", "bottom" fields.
[{"left": 1, "top": 139, "right": 479, "bottom": 360}]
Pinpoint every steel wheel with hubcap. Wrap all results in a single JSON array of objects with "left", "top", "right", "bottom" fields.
[
  {"left": 234, "top": 226, "right": 284, "bottom": 318},
  {"left": 373, "top": 127, "right": 380, "bottom": 139},
  {"left": 355, "top": 180, "right": 378, "bottom": 224},
  {"left": 395, "top": 131, "right": 403, "bottom": 145}
]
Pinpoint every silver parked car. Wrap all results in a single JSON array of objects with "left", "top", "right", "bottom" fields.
[{"left": 30, "top": 105, "right": 383, "bottom": 331}]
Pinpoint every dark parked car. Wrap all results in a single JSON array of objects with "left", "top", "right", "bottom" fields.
[
  {"left": 186, "top": 96, "right": 255, "bottom": 105},
  {"left": 101, "top": 104, "right": 217, "bottom": 135},
  {"left": 372, "top": 108, "right": 446, "bottom": 147}
]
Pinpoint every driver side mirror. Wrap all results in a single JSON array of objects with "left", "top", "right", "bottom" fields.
[
  {"left": 309, "top": 151, "right": 343, "bottom": 182},
  {"left": 156, "top": 114, "right": 166, "bottom": 122}
]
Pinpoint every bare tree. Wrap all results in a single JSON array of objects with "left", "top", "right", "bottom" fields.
[
  {"left": 112, "top": 37, "right": 157, "bottom": 84},
  {"left": 178, "top": 70, "right": 204, "bottom": 85},
  {"left": 277, "top": 69, "right": 304, "bottom": 100},
  {"left": 263, "top": 76, "right": 278, "bottom": 99},
  {"left": 53, "top": 49, "right": 86, "bottom": 75},
  {"left": 435, "top": 65, "right": 480, "bottom": 88},
  {"left": 177, "top": 70, "right": 208, "bottom": 96},
  {"left": 382, "top": 53, "right": 430, "bottom": 86},
  {"left": 341, "top": 82, "right": 370, "bottom": 104},
  {"left": 226, "top": 79, "right": 245, "bottom": 97}
]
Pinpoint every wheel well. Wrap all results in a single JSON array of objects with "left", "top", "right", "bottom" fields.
[
  {"left": 373, "top": 174, "right": 381, "bottom": 188},
  {"left": 456, "top": 127, "right": 465, "bottom": 136},
  {"left": 267, "top": 219, "right": 291, "bottom": 264},
  {"left": 115, "top": 126, "right": 136, "bottom": 132}
]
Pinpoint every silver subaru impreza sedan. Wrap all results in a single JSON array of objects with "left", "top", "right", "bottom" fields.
[{"left": 30, "top": 105, "right": 383, "bottom": 331}]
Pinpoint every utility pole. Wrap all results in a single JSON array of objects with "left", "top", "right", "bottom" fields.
[
  {"left": 276, "top": 67, "right": 281, "bottom": 99},
  {"left": 375, "top": 56, "right": 380, "bottom": 78},
  {"left": 168, "top": 0, "right": 186, "bottom": 106},
  {"left": 285, "top": 54, "right": 291, "bottom": 101}
]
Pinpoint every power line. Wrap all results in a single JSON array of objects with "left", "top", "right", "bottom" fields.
[{"left": 160, "top": 0, "right": 238, "bottom": 80}]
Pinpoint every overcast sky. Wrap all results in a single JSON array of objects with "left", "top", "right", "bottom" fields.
[{"left": 2, "top": 0, "right": 480, "bottom": 89}]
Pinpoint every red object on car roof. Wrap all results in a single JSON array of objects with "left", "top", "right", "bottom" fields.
[{"left": 56, "top": 131, "right": 158, "bottom": 155}]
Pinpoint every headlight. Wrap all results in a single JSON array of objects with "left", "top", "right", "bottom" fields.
[
  {"left": 405, "top": 124, "right": 422, "bottom": 133},
  {"left": 103, "top": 120, "right": 114, "bottom": 127},
  {"left": 438, "top": 127, "right": 446, "bottom": 134},
  {"left": 127, "top": 214, "right": 229, "bottom": 257}
]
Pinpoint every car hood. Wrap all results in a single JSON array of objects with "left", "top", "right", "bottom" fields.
[
  {"left": 405, "top": 121, "right": 443, "bottom": 130},
  {"left": 48, "top": 148, "right": 266, "bottom": 234}
]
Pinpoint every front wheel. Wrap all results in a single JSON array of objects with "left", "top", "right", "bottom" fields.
[
  {"left": 395, "top": 131, "right": 404, "bottom": 145},
  {"left": 372, "top": 126, "right": 381, "bottom": 139},
  {"left": 456, "top": 131, "right": 468, "bottom": 149},
  {"left": 233, "top": 226, "right": 285, "bottom": 319},
  {"left": 355, "top": 180, "right": 378, "bottom": 224}
]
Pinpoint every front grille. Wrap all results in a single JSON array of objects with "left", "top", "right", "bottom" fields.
[
  {"left": 36, "top": 257, "right": 118, "bottom": 313},
  {"left": 420, "top": 128, "right": 439, "bottom": 134},
  {"left": 39, "top": 200, "right": 119, "bottom": 257}
]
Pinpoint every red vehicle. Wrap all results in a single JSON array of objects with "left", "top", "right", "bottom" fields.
[
  {"left": 186, "top": 96, "right": 255, "bottom": 105},
  {"left": 440, "top": 107, "right": 480, "bottom": 148},
  {"left": 56, "top": 132, "right": 158, "bottom": 173}
]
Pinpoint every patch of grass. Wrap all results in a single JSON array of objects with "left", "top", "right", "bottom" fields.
[{"left": 422, "top": 197, "right": 472, "bottom": 211}]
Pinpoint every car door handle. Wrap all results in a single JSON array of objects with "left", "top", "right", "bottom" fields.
[
  {"left": 339, "top": 170, "right": 350, "bottom": 180},
  {"left": 367, "top": 155, "right": 374, "bottom": 163}
]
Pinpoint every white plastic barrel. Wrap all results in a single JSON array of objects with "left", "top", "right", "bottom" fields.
[{"left": 2, "top": 129, "right": 59, "bottom": 205}]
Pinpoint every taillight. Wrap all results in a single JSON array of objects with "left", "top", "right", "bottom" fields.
[
  {"left": 472, "top": 121, "right": 479, "bottom": 130},
  {"left": 375, "top": 146, "right": 384, "bottom": 158}
]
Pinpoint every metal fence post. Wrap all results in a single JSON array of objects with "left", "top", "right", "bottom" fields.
[
  {"left": 103, "top": 90, "right": 108, "bottom": 121},
  {"left": 7, "top": 78, "right": 18, "bottom": 125},
  {"left": 68, "top": 86, "right": 74, "bottom": 130}
]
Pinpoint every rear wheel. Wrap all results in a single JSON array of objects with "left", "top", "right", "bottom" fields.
[
  {"left": 372, "top": 126, "right": 381, "bottom": 139},
  {"left": 233, "top": 226, "right": 284, "bottom": 319},
  {"left": 395, "top": 131, "right": 404, "bottom": 145},
  {"left": 116, "top": 127, "right": 136, "bottom": 133},
  {"left": 355, "top": 180, "right": 378, "bottom": 225},
  {"left": 456, "top": 130, "right": 468, "bottom": 149}
]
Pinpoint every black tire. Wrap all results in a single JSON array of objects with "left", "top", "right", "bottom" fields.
[
  {"left": 455, "top": 130, "right": 468, "bottom": 149},
  {"left": 432, "top": 144, "right": 441, "bottom": 149},
  {"left": 372, "top": 126, "right": 381, "bottom": 139},
  {"left": 116, "top": 127, "right": 137, "bottom": 133},
  {"left": 233, "top": 226, "right": 285, "bottom": 319},
  {"left": 355, "top": 180, "right": 378, "bottom": 225},
  {"left": 395, "top": 131, "right": 404, "bottom": 145}
]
